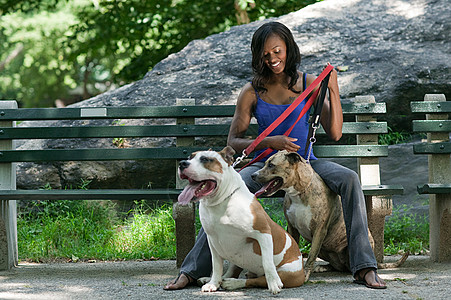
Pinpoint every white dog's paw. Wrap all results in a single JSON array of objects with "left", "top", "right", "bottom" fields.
[
  {"left": 267, "top": 275, "right": 283, "bottom": 294},
  {"left": 201, "top": 282, "right": 219, "bottom": 292},
  {"left": 221, "top": 278, "right": 246, "bottom": 290},
  {"left": 197, "top": 277, "right": 210, "bottom": 286}
]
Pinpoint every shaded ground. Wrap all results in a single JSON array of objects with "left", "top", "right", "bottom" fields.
[{"left": 1, "top": 255, "right": 450, "bottom": 300}]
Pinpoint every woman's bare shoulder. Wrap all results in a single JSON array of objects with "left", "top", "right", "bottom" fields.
[{"left": 237, "top": 82, "right": 257, "bottom": 105}]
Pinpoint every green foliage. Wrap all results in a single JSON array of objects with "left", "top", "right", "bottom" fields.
[
  {"left": 18, "top": 199, "right": 118, "bottom": 261},
  {"left": 1, "top": 0, "right": 319, "bottom": 108},
  {"left": 18, "top": 199, "right": 176, "bottom": 261},
  {"left": 18, "top": 197, "right": 428, "bottom": 262},
  {"left": 384, "top": 205, "right": 429, "bottom": 255},
  {"left": 0, "top": 1, "right": 86, "bottom": 107},
  {"left": 109, "top": 201, "right": 176, "bottom": 260},
  {"left": 379, "top": 126, "right": 412, "bottom": 145}
]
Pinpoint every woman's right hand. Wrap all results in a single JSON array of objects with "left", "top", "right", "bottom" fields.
[{"left": 265, "top": 135, "right": 300, "bottom": 152}]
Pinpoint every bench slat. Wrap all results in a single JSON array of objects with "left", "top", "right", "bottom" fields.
[
  {"left": 313, "top": 145, "right": 388, "bottom": 157},
  {"left": 0, "top": 189, "right": 180, "bottom": 200},
  {"left": 0, "top": 145, "right": 389, "bottom": 162},
  {"left": 0, "top": 184, "right": 403, "bottom": 200},
  {"left": 0, "top": 122, "right": 387, "bottom": 139},
  {"left": 412, "top": 120, "right": 451, "bottom": 132},
  {"left": 0, "top": 103, "right": 387, "bottom": 121},
  {"left": 411, "top": 101, "right": 451, "bottom": 113},
  {"left": 417, "top": 184, "right": 451, "bottom": 194},
  {"left": 0, "top": 106, "right": 237, "bottom": 120},
  {"left": 361, "top": 184, "right": 404, "bottom": 195},
  {"left": 413, "top": 142, "right": 451, "bottom": 154}
]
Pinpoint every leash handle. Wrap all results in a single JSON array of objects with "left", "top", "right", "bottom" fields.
[
  {"left": 304, "top": 69, "right": 331, "bottom": 159},
  {"left": 243, "top": 64, "right": 334, "bottom": 157}
]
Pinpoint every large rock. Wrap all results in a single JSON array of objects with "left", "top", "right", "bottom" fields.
[{"left": 16, "top": 0, "right": 449, "bottom": 206}]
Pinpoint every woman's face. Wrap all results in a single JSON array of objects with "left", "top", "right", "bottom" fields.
[{"left": 262, "top": 34, "right": 287, "bottom": 75}]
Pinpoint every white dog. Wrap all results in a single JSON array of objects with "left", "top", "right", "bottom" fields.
[{"left": 177, "top": 146, "right": 305, "bottom": 294}]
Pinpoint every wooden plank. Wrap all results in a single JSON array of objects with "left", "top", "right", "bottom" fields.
[
  {"left": 417, "top": 184, "right": 451, "bottom": 194},
  {"left": 412, "top": 120, "right": 451, "bottom": 132},
  {"left": 341, "top": 102, "right": 386, "bottom": 114},
  {"left": 0, "top": 144, "right": 389, "bottom": 162},
  {"left": 313, "top": 145, "right": 388, "bottom": 157},
  {"left": 0, "top": 147, "right": 214, "bottom": 162},
  {"left": 0, "top": 189, "right": 180, "bottom": 200},
  {"left": 413, "top": 142, "right": 451, "bottom": 154},
  {"left": 0, "top": 125, "right": 233, "bottom": 139},
  {"left": 0, "top": 121, "right": 387, "bottom": 139},
  {"left": 0, "top": 184, "right": 404, "bottom": 201},
  {"left": 362, "top": 184, "right": 404, "bottom": 195},
  {"left": 0, "top": 103, "right": 387, "bottom": 121},
  {"left": 0, "top": 106, "right": 237, "bottom": 121},
  {"left": 411, "top": 101, "right": 451, "bottom": 113}
]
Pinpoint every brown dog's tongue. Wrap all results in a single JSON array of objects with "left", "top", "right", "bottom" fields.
[{"left": 255, "top": 182, "right": 271, "bottom": 197}]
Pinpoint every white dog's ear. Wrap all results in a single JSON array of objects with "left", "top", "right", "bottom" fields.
[
  {"left": 219, "top": 146, "right": 235, "bottom": 166},
  {"left": 285, "top": 151, "right": 302, "bottom": 164}
]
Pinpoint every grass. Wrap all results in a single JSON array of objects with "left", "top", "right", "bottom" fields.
[
  {"left": 379, "top": 126, "right": 412, "bottom": 145},
  {"left": 17, "top": 197, "right": 427, "bottom": 262},
  {"left": 18, "top": 200, "right": 175, "bottom": 262},
  {"left": 383, "top": 204, "right": 429, "bottom": 255}
]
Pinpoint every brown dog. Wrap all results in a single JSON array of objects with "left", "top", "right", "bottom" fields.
[{"left": 252, "top": 150, "right": 408, "bottom": 280}]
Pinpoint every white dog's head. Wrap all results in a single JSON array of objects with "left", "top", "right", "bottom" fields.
[{"left": 178, "top": 146, "right": 235, "bottom": 205}]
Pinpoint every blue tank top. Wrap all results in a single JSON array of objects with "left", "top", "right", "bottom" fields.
[{"left": 253, "top": 74, "right": 317, "bottom": 162}]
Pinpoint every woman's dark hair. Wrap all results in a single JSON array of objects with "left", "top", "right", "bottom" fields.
[{"left": 251, "top": 22, "right": 301, "bottom": 93}]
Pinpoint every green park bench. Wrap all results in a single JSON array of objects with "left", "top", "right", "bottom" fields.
[
  {"left": 411, "top": 94, "right": 451, "bottom": 262},
  {"left": 0, "top": 96, "right": 403, "bottom": 270}
]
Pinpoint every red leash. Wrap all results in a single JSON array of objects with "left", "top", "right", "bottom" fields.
[{"left": 233, "top": 64, "right": 334, "bottom": 168}]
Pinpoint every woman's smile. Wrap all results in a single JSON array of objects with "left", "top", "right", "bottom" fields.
[{"left": 263, "top": 34, "right": 287, "bottom": 74}]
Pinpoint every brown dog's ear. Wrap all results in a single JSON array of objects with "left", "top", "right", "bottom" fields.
[
  {"left": 285, "top": 151, "right": 302, "bottom": 164},
  {"left": 219, "top": 146, "right": 236, "bottom": 166}
]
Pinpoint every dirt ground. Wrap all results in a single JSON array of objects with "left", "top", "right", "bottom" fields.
[{"left": 1, "top": 255, "right": 450, "bottom": 300}]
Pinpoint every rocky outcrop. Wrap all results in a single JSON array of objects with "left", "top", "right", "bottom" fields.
[{"left": 16, "top": 0, "right": 449, "bottom": 206}]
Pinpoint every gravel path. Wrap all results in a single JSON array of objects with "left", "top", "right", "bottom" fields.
[{"left": 1, "top": 255, "right": 450, "bottom": 300}]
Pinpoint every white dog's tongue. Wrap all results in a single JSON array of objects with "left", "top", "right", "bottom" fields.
[
  {"left": 178, "top": 180, "right": 217, "bottom": 205},
  {"left": 178, "top": 183, "right": 200, "bottom": 205}
]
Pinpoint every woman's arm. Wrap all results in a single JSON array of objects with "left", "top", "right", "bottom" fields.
[{"left": 308, "top": 68, "right": 343, "bottom": 141}]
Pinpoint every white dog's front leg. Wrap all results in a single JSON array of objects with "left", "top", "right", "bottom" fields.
[
  {"left": 257, "top": 233, "right": 283, "bottom": 294},
  {"left": 201, "top": 238, "right": 223, "bottom": 292}
]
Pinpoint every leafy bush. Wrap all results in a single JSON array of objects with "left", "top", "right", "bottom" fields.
[{"left": 384, "top": 205, "right": 429, "bottom": 255}]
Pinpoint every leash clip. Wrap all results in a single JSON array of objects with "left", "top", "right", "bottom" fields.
[
  {"left": 306, "top": 126, "right": 319, "bottom": 164},
  {"left": 232, "top": 150, "right": 247, "bottom": 168}
]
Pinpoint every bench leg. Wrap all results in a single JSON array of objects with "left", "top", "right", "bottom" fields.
[
  {"left": 0, "top": 200, "right": 18, "bottom": 270},
  {"left": 365, "top": 195, "right": 392, "bottom": 263},
  {"left": 430, "top": 194, "right": 451, "bottom": 262},
  {"left": 0, "top": 100, "right": 18, "bottom": 270},
  {"left": 173, "top": 202, "right": 196, "bottom": 268}
]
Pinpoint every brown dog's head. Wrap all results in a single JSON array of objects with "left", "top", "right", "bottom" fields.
[{"left": 252, "top": 150, "right": 307, "bottom": 197}]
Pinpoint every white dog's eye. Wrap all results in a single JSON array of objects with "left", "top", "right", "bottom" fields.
[
  {"left": 268, "top": 162, "right": 274, "bottom": 168},
  {"left": 200, "top": 156, "right": 212, "bottom": 163}
]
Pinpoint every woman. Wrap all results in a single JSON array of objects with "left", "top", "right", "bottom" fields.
[{"left": 164, "top": 21, "right": 386, "bottom": 290}]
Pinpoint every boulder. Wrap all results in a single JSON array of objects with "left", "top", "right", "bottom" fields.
[{"left": 15, "top": 0, "right": 449, "bottom": 202}]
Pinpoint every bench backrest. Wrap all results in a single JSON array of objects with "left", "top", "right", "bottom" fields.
[
  {"left": 411, "top": 94, "right": 451, "bottom": 192},
  {"left": 0, "top": 100, "right": 388, "bottom": 162},
  {"left": 0, "top": 96, "right": 395, "bottom": 194}
]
